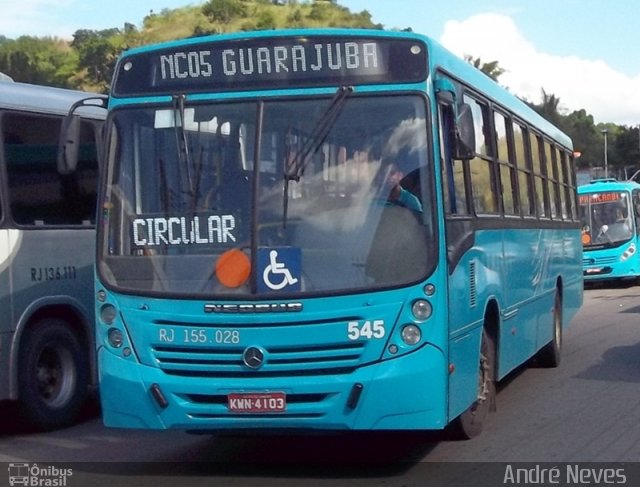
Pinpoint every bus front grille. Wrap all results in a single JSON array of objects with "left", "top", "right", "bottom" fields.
[
  {"left": 151, "top": 342, "right": 365, "bottom": 377},
  {"left": 583, "top": 255, "right": 618, "bottom": 266}
]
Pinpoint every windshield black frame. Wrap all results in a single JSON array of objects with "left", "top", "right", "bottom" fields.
[{"left": 98, "top": 92, "right": 437, "bottom": 299}]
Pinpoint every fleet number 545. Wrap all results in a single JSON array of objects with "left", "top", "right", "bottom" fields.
[{"left": 347, "top": 320, "right": 385, "bottom": 340}]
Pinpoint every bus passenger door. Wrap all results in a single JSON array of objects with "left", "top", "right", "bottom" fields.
[
  {"left": 0, "top": 229, "right": 17, "bottom": 322},
  {"left": 633, "top": 189, "right": 640, "bottom": 234},
  {"left": 435, "top": 77, "right": 481, "bottom": 422},
  {"left": 0, "top": 229, "right": 19, "bottom": 399}
]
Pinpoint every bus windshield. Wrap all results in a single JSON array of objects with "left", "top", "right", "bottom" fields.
[
  {"left": 579, "top": 191, "right": 634, "bottom": 247},
  {"left": 100, "top": 94, "right": 435, "bottom": 297}
]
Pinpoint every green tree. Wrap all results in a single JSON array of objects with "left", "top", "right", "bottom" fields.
[
  {"left": 615, "top": 126, "right": 640, "bottom": 171},
  {"left": 562, "top": 109, "right": 601, "bottom": 169},
  {"left": 202, "top": 0, "right": 247, "bottom": 24},
  {"left": 0, "top": 36, "right": 75, "bottom": 87},
  {"left": 597, "top": 123, "right": 623, "bottom": 173},
  {"left": 255, "top": 10, "right": 278, "bottom": 30},
  {"left": 536, "top": 89, "right": 563, "bottom": 128},
  {"left": 287, "top": 8, "right": 304, "bottom": 26},
  {"left": 464, "top": 55, "right": 505, "bottom": 82},
  {"left": 71, "top": 28, "right": 122, "bottom": 92}
]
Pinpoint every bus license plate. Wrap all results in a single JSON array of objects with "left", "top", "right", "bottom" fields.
[{"left": 227, "top": 392, "right": 286, "bottom": 413}]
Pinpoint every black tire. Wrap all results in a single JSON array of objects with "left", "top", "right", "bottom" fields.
[
  {"left": 536, "top": 291, "right": 562, "bottom": 368},
  {"left": 452, "top": 329, "right": 496, "bottom": 439},
  {"left": 17, "top": 318, "right": 89, "bottom": 430}
]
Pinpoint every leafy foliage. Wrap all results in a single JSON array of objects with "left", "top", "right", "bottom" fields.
[
  {"left": 464, "top": 55, "right": 505, "bottom": 82},
  {"left": 0, "top": 0, "right": 636, "bottom": 173},
  {"left": 466, "top": 54, "right": 638, "bottom": 175},
  {"left": 0, "top": 0, "right": 380, "bottom": 91},
  {"left": 525, "top": 90, "right": 636, "bottom": 175},
  {"left": 0, "top": 36, "right": 76, "bottom": 88}
]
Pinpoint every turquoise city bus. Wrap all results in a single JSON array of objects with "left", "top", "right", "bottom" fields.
[
  {"left": 579, "top": 179, "right": 640, "bottom": 282},
  {"left": 93, "top": 29, "right": 583, "bottom": 438}
]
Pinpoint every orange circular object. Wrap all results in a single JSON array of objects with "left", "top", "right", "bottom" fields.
[
  {"left": 216, "top": 249, "right": 251, "bottom": 288},
  {"left": 581, "top": 233, "right": 591, "bottom": 245}
]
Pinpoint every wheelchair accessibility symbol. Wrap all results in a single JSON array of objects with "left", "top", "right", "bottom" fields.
[{"left": 258, "top": 247, "right": 301, "bottom": 292}]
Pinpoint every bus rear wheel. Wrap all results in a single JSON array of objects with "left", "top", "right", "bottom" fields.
[
  {"left": 452, "top": 329, "right": 496, "bottom": 439},
  {"left": 17, "top": 318, "right": 89, "bottom": 430}
]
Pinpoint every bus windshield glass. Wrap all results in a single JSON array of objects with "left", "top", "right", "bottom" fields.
[
  {"left": 99, "top": 94, "right": 435, "bottom": 297},
  {"left": 579, "top": 191, "right": 634, "bottom": 247}
]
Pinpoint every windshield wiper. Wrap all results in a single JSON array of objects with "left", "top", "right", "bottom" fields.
[
  {"left": 285, "top": 85, "right": 353, "bottom": 182},
  {"left": 282, "top": 85, "right": 353, "bottom": 227},
  {"left": 172, "top": 94, "right": 195, "bottom": 196}
]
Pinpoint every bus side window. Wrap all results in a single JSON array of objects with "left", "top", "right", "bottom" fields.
[
  {"left": 633, "top": 190, "right": 640, "bottom": 234},
  {"left": 439, "top": 103, "right": 469, "bottom": 216},
  {"left": 4, "top": 112, "right": 99, "bottom": 226}
]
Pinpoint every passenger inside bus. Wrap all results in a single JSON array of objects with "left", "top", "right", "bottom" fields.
[
  {"left": 377, "top": 150, "right": 423, "bottom": 213},
  {"left": 381, "top": 162, "right": 423, "bottom": 213},
  {"left": 605, "top": 206, "right": 631, "bottom": 241},
  {"left": 595, "top": 204, "right": 632, "bottom": 243}
]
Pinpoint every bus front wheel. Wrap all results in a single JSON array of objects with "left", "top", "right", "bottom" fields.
[
  {"left": 452, "top": 329, "right": 496, "bottom": 439},
  {"left": 17, "top": 318, "right": 89, "bottom": 430}
]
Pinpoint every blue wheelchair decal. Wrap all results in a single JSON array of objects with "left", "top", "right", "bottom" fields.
[{"left": 258, "top": 247, "right": 301, "bottom": 292}]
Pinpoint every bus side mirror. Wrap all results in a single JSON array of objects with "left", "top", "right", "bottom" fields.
[
  {"left": 58, "top": 114, "right": 81, "bottom": 175},
  {"left": 57, "top": 95, "right": 108, "bottom": 175},
  {"left": 434, "top": 79, "right": 475, "bottom": 160},
  {"left": 452, "top": 103, "right": 476, "bottom": 160}
]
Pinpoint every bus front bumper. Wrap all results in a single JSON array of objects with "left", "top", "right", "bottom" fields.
[{"left": 98, "top": 345, "right": 448, "bottom": 432}]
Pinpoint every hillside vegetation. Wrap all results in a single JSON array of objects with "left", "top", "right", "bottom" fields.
[
  {"left": 1, "top": 0, "right": 637, "bottom": 170},
  {"left": 0, "top": 0, "right": 381, "bottom": 93}
]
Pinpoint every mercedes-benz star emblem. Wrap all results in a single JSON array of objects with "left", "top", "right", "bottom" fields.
[{"left": 242, "top": 346, "right": 265, "bottom": 370}]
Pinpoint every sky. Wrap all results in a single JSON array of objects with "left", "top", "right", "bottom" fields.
[{"left": 1, "top": 0, "right": 639, "bottom": 126}]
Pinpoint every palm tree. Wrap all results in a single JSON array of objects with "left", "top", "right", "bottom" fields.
[
  {"left": 464, "top": 55, "right": 505, "bottom": 82},
  {"left": 538, "top": 89, "right": 563, "bottom": 126}
]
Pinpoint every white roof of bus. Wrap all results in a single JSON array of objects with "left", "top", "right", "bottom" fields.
[{"left": 0, "top": 79, "right": 106, "bottom": 120}]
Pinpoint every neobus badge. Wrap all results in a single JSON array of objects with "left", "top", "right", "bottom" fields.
[{"left": 204, "top": 302, "right": 303, "bottom": 313}]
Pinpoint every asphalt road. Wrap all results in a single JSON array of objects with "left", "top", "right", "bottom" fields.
[{"left": 1, "top": 283, "right": 639, "bottom": 486}]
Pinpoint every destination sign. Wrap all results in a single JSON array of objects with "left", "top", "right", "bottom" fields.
[
  {"left": 131, "top": 213, "right": 237, "bottom": 249},
  {"left": 579, "top": 192, "right": 622, "bottom": 204},
  {"left": 113, "top": 36, "right": 427, "bottom": 96}
]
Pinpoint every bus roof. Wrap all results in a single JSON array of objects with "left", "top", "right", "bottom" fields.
[
  {"left": 0, "top": 80, "right": 106, "bottom": 120},
  {"left": 114, "top": 28, "right": 572, "bottom": 150},
  {"left": 578, "top": 178, "right": 640, "bottom": 193}
]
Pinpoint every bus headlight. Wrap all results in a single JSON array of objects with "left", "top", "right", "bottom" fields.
[
  {"left": 100, "top": 304, "right": 118, "bottom": 325},
  {"left": 401, "top": 325, "right": 422, "bottom": 345},
  {"left": 621, "top": 243, "right": 636, "bottom": 261}
]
